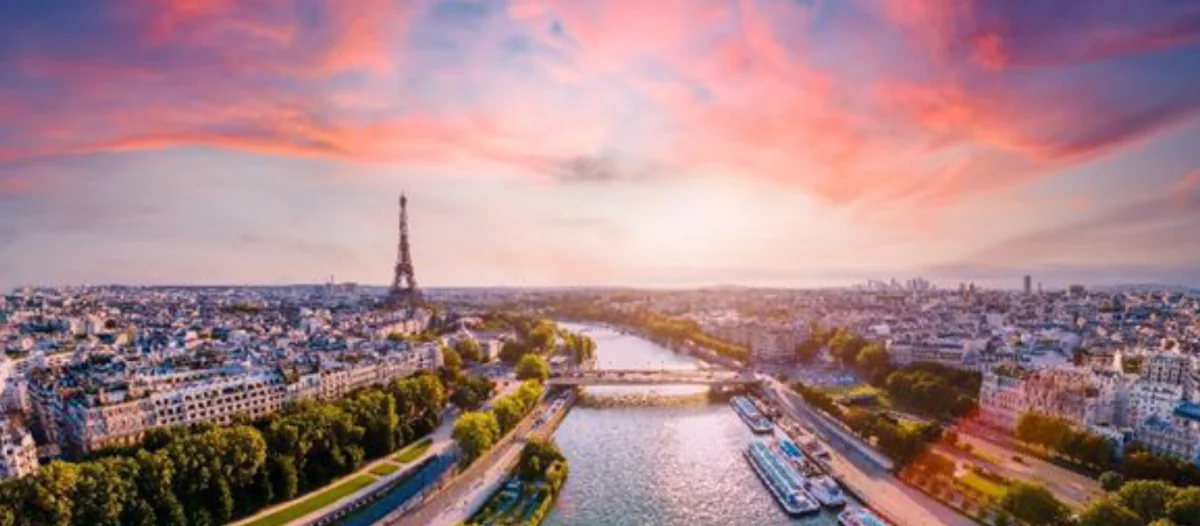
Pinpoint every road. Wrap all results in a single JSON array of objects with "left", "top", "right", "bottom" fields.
[
  {"left": 390, "top": 390, "right": 571, "bottom": 526},
  {"left": 763, "top": 379, "right": 977, "bottom": 526},
  {"left": 425, "top": 438, "right": 525, "bottom": 526},
  {"left": 943, "top": 431, "right": 1101, "bottom": 509}
]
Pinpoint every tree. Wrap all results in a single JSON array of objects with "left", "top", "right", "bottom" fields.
[
  {"left": 1168, "top": 487, "right": 1200, "bottom": 526},
  {"left": 492, "top": 396, "right": 522, "bottom": 434},
  {"left": 562, "top": 332, "right": 596, "bottom": 363},
  {"left": 999, "top": 482, "right": 1071, "bottom": 526},
  {"left": 500, "top": 340, "right": 531, "bottom": 364},
  {"left": 514, "top": 380, "right": 545, "bottom": 409},
  {"left": 1076, "top": 497, "right": 1143, "bottom": 526},
  {"left": 72, "top": 458, "right": 134, "bottom": 526},
  {"left": 855, "top": 343, "right": 890, "bottom": 378},
  {"left": 451, "top": 374, "right": 495, "bottom": 411},
  {"left": 453, "top": 411, "right": 500, "bottom": 465},
  {"left": 795, "top": 339, "right": 822, "bottom": 363},
  {"left": 827, "top": 329, "right": 856, "bottom": 365},
  {"left": 1100, "top": 471, "right": 1126, "bottom": 492},
  {"left": 518, "top": 438, "right": 566, "bottom": 481},
  {"left": 18, "top": 461, "right": 81, "bottom": 526},
  {"left": 527, "top": 320, "right": 557, "bottom": 352},
  {"left": 133, "top": 451, "right": 186, "bottom": 526},
  {"left": 455, "top": 338, "right": 483, "bottom": 363},
  {"left": 1118, "top": 479, "right": 1178, "bottom": 523},
  {"left": 516, "top": 354, "right": 550, "bottom": 383},
  {"left": 442, "top": 346, "right": 463, "bottom": 372}
]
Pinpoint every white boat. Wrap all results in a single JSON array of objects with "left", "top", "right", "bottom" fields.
[
  {"left": 744, "top": 442, "right": 821, "bottom": 516},
  {"left": 731, "top": 396, "right": 774, "bottom": 434},
  {"left": 805, "top": 475, "right": 847, "bottom": 508},
  {"left": 838, "top": 507, "right": 890, "bottom": 526}
]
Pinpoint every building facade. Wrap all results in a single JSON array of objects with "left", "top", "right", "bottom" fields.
[{"left": 0, "top": 423, "right": 38, "bottom": 481}]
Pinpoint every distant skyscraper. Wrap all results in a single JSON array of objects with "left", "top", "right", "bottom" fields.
[{"left": 1024, "top": 275, "right": 1032, "bottom": 295}]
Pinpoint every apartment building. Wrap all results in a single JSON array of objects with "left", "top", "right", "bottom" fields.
[
  {"left": 32, "top": 349, "right": 440, "bottom": 456},
  {"left": 980, "top": 364, "right": 1127, "bottom": 430},
  {"left": 888, "top": 337, "right": 985, "bottom": 371},
  {"left": 1136, "top": 403, "right": 1200, "bottom": 466},
  {"left": 0, "top": 421, "right": 38, "bottom": 481},
  {"left": 979, "top": 364, "right": 1029, "bottom": 429}
]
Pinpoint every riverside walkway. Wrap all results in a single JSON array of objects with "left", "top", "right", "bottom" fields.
[{"left": 383, "top": 391, "right": 576, "bottom": 526}]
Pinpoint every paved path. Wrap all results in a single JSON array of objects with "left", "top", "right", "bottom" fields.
[
  {"left": 229, "top": 415, "right": 456, "bottom": 526},
  {"left": 388, "top": 390, "right": 570, "bottom": 526},
  {"left": 426, "top": 439, "right": 525, "bottom": 526},
  {"left": 763, "top": 379, "right": 977, "bottom": 526},
  {"left": 231, "top": 381, "right": 526, "bottom": 526}
]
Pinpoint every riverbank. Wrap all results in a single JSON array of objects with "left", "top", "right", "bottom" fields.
[
  {"left": 542, "top": 324, "right": 868, "bottom": 525},
  {"left": 556, "top": 318, "right": 746, "bottom": 370},
  {"left": 228, "top": 417, "right": 455, "bottom": 526},
  {"left": 385, "top": 388, "right": 577, "bottom": 526},
  {"left": 761, "top": 378, "right": 978, "bottom": 526}
]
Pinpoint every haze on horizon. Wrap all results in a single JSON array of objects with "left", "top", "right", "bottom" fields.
[{"left": 2, "top": 0, "right": 1200, "bottom": 290}]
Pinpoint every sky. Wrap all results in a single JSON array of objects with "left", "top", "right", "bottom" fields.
[{"left": 2, "top": 0, "right": 1200, "bottom": 290}]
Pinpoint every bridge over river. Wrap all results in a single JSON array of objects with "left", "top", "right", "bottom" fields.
[{"left": 547, "top": 368, "right": 760, "bottom": 386}]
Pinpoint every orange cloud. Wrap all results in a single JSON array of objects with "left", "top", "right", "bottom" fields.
[{"left": 3, "top": 0, "right": 1200, "bottom": 223}]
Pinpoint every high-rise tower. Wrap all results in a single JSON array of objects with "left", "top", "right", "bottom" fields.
[{"left": 389, "top": 194, "right": 420, "bottom": 313}]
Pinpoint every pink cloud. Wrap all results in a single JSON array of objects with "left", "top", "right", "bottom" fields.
[{"left": 3, "top": 0, "right": 1199, "bottom": 223}]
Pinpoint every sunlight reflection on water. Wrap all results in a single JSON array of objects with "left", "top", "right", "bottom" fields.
[{"left": 544, "top": 324, "right": 850, "bottom": 526}]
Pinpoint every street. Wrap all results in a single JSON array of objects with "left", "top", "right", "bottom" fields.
[
  {"left": 391, "top": 388, "right": 570, "bottom": 526},
  {"left": 941, "top": 431, "right": 1101, "bottom": 509}
]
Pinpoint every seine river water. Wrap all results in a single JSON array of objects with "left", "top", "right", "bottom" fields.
[{"left": 543, "top": 324, "right": 852, "bottom": 526}]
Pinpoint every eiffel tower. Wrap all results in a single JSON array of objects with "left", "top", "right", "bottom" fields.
[{"left": 388, "top": 193, "right": 421, "bottom": 314}]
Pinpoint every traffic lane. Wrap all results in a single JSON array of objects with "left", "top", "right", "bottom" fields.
[
  {"left": 952, "top": 433, "right": 1100, "bottom": 508},
  {"left": 428, "top": 441, "right": 525, "bottom": 526}
]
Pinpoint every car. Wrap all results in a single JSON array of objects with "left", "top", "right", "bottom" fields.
[{"left": 1011, "top": 455, "right": 1024, "bottom": 464}]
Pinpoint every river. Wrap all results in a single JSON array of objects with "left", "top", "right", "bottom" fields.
[{"left": 544, "top": 323, "right": 855, "bottom": 526}]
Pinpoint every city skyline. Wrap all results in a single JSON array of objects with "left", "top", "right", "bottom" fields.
[{"left": 2, "top": 0, "right": 1200, "bottom": 290}]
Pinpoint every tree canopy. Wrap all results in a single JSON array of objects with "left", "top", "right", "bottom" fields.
[
  {"left": 1077, "top": 497, "right": 1143, "bottom": 526},
  {"left": 999, "top": 481, "right": 1071, "bottom": 526},
  {"left": 451, "top": 374, "right": 495, "bottom": 411},
  {"left": 442, "top": 345, "right": 463, "bottom": 372},
  {"left": 516, "top": 354, "right": 550, "bottom": 383},
  {"left": 0, "top": 375, "right": 446, "bottom": 526},
  {"left": 452, "top": 411, "right": 501, "bottom": 465},
  {"left": 1117, "top": 480, "right": 1177, "bottom": 523},
  {"left": 1101, "top": 471, "right": 1126, "bottom": 492},
  {"left": 455, "top": 338, "right": 483, "bottom": 363}
]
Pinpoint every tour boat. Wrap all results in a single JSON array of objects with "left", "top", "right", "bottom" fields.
[
  {"left": 744, "top": 441, "right": 821, "bottom": 516},
  {"left": 776, "top": 438, "right": 806, "bottom": 464},
  {"left": 838, "top": 507, "right": 891, "bottom": 526},
  {"left": 805, "top": 475, "right": 847, "bottom": 508},
  {"left": 731, "top": 396, "right": 774, "bottom": 434}
]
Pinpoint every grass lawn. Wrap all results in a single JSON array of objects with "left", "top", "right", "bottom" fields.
[
  {"left": 822, "top": 384, "right": 892, "bottom": 407},
  {"left": 369, "top": 463, "right": 399, "bottom": 477},
  {"left": 966, "top": 448, "right": 1003, "bottom": 466},
  {"left": 244, "top": 474, "right": 375, "bottom": 526},
  {"left": 957, "top": 471, "right": 1008, "bottom": 499},
  {"left": 394, "top": 437, "right": 433, "bottom": 463}
]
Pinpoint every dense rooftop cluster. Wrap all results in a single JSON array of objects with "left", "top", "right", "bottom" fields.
[{"left": 0, "top": 285, "right": 466, "bottom": 478}]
